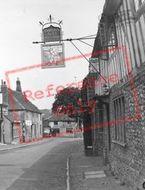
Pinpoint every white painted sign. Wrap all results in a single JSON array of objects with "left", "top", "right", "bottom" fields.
[{"left": 25, "top": 120, "right": 32, "bottom": 126}]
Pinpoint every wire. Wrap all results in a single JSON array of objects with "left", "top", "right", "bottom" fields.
[
  {"left": 32, "top": 34, "right": 107, "bottom": 83},
  {"left": 70, "top": 41, "right": 108, "bottom": 83},
  {"left": 32, "top": 37, "right": 95, "bottom": 44},
  {"left": 33, "top": 34, "right": 96, "bottom": 44},
  {"left": 78, "top": 39, "right": 93, "bottom": 47},
  {"left": 63, "top": 37, "right": 95, "bottom": 41},
  {"left": 70, "top": 41, "right": 89, "bottom": 63},
  {"left": 79, "top": 34, "right": 96, "bottom": 39}
]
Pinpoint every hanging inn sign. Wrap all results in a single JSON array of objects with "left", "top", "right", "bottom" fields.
[
  {"left": 40, "top": 15, "right": 65, "bottom": 68},
  {"left": 41, "top": 43, "right": 65, "bottom": 68}
]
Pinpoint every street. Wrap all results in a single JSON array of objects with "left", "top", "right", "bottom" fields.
[{"left": 0, "top": 138, "right": 80, "bottom": 190}]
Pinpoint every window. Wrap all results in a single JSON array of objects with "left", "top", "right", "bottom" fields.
[
  {"left": 12, "top": 124, "right": 19, "bottom": 140},
  {"left": 54, "top": 121, "right": 58, "bottom": 125},
  {"left": 113, "top": 96, "right": 126, "bottom": 144},
  {"left": 134, "top": 0, "right": 145, "bottom": 11}
]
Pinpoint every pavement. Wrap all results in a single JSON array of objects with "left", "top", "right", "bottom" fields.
[
  {"left": 0, "top": 137, "right": 53, "bottom": 152},
  {"left": 69, "top": 140, "right": 129, "bottom": 190},
  {"left": 0, "top": 132, "right": 83, "bottom": 152}
]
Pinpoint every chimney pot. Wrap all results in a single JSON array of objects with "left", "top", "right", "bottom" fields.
[{"left": 16, "top": 78, "right": 22, "bottom": 92}]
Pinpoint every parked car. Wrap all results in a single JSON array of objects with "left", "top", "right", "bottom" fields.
[
  {"left": 43, "top": 126, "right": 52, "bottom": 137},
  {"left": 51, "top": 128, "right": 60, "bottom": 136}
]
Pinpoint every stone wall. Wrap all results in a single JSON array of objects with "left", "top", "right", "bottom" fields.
[
  {"left": 3, "top": 117, "right": 12, "bottom": 144},
  {"left": 109, "top": 66, "right": 145, "bottom": 190}
]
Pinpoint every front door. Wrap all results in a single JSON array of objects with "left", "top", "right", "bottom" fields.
[{"left": 83, "top": 112, "right": 92, "bottom": 149}]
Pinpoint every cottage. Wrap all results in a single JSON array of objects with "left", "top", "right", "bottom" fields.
[
  {"left": 0, "top": 79, "right": 42, "bottom": 144},
  {"left": 44, "top": 113, "right": 77, "bottom": 137}
]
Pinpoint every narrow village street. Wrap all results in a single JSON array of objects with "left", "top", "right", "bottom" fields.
[
  {"left": 0, "top": 137, "right": 129, "bottom": 190},
  {"left": 0, "top": 138, "right": 77, "bottom": 190},
  {"left": 1, "top": 0, "right": 145, "bottom": 189}
]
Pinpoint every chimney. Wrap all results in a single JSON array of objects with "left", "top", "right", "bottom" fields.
[
  {"left": 16, "top": 78, "right": 22, "bottom": 92},
  {"left": 1, "top": 80, "right": 9, "bottom": 105}
]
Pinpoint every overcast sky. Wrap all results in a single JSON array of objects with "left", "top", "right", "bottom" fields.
[{"left": 0, "top": 0, "right": 105, "bottom": 109}]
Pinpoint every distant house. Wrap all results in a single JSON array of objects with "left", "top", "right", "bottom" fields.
[
  {"left": 40, "top": 109, "right": 52, "bottom": 137},
  {"left": 41, "top": 109, "right": 51, "bottom": 119},
  {"left": 0, "top": 79, "right": 42, "bottom": 144},
  {"left": 44, "top": 113, "right": 77, "bottom": 136},
  {"left": 40, "top": 109, "right": 51, "bottom": 127}
]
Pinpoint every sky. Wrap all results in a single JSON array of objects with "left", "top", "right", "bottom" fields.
[{"left": 0, "top": 0, "right": 105, "bottom": 109}]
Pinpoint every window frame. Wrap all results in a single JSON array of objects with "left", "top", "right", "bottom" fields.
[
  {"left": 54, "top": 121, "right": 58, "bottom": 125},
  {"left": 112, "top": 96, "right": 126, "bottom": 146}
]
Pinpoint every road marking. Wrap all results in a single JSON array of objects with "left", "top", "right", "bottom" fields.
[{"left": 66, "top": 157, "right": 70, "bottom": 190}]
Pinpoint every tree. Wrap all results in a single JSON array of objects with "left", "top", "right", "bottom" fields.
[{"left": 52, "top": 87, "right": 81, "bottom": 117}]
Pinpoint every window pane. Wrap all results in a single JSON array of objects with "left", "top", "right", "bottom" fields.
[{"left": 113, "top": 96, "right": 126, "bottom": 143}]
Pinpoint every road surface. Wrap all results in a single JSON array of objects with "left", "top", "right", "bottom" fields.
[{"left": 0, "top": 138, "right": 81, "bottom": 190}]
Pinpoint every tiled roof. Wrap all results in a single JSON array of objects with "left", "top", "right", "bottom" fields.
[
  {"left": 4, "top": 112, "right": 21, "bottom": 123},
  {"left": 44, "top": 114, "right": 76, "bottom": 122},
  {"left": 40, "top": 109, "right": 51, "bottom": 119},
  {"left": 4, "top": 112, "right": 13, "bottom": 122},
  {"left": 8, "top": 90, "right": 41, "bottom": 113}
]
